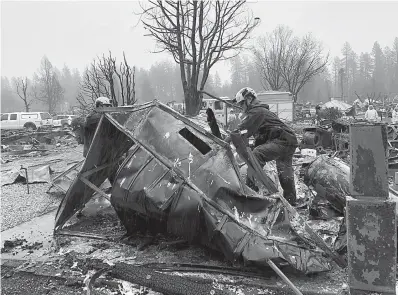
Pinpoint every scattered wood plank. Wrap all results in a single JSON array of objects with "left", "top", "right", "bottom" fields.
[
  {"left": 56, "top": 229, "right": 115, "bottom": 241},
  {"left": 79, "top": 175, "right": 110, "bottom": 201}
]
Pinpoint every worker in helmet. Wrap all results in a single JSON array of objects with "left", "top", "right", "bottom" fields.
[
  {"left": 225, "top": 87, "right": 298, "bottom": 205},
  {"left": 83, "top": 97, "right": 113, "bottom": 157}
]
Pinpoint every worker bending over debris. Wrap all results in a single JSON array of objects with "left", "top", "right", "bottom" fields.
[{"left": 225, "top": 87, "right": 298, "bottom": 205}]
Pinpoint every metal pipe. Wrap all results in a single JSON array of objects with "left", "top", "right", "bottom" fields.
[
  {"left": 199, "top": 90, "right": 243, "bottom": 110},
  {"left": 224, "top": 101, "right": 228, "bottom": 127},
  {"left": 267, "top": 259, "right": 303, "bottom": 295},
  {"left": 21, "top": 165, "right": 29, "bottom": 194}
]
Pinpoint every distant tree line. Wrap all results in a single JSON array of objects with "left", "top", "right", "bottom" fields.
[
  {"left": 1, "top": 53, "right": 138, "bottom": 114},
  {"left": 332, "top": 38, "right": 398, "bottom": 103},
  {"left": 2, "top": 29, "right": 397, "bottom": 113},
  {"left": 2, "top": 56, "right": 80, "bottom": 114}
]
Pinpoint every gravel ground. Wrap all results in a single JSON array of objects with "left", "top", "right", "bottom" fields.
[
  {"left": 1, "top": 266, "right": 115, "bottom": 295},
  {"left": 1, "top": 146, "right": 84, "bottom": 231},
  {"left": 1, "top": 183, "right": 64, "bottom": 230}
]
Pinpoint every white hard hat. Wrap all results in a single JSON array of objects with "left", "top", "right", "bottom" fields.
[
  {"left": 95, "top": 97, "right": 112, "bottom": 106},
  {"left": 234, "top": 87, "right": 257, "bottom": 104}
]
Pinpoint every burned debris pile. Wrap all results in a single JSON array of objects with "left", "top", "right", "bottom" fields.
[
  {"left": 1, "top": 129, "right": 80, "bottom": 164},
  {"left": 54, "top": 101, "right": 352, "bottom": 277},
  {"left": 300, "top": 116, "right": 398, "bottom": 170}
]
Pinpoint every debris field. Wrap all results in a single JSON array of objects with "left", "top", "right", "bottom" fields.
[{"left": 2, "top": 101, "right": 398, "bottom": 295}]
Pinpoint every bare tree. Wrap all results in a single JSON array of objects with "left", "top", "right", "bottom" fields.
[
  {"left": 280, "top": 33, "right": 329, "bottom": 102},
  {"left": 97, "top": 52, "right": 118, "bottom": 104},
  {"left": 33, "top": 56, "right": 65, "bottom": 114},
  {"left": 354, "top": 91, "right": 384, "bottom": 107},
  {"left": 139, "top": 1, "right": 259, "bottom": 115},
  {"left": 112, "top": 52, "right": 136, "bottom": 105},
  {"left": 77, "top": 59, "right": 113, "bottom": 109},
  {"left": 253, "top": 26, "right": 292, "bottom": 91},
  {"left": 366, "top": 92, "right": 382, "bottom": 105},
  {"left": 77, "top": 51, "right": 136, "bottom": 110},
  {"left": 13, "top": 77, "right": 33, "bottom": 111},
  {"left": 254, "top": 26, "right": 329, "bottom": 102},
  {"left": 76, "top": 63, "right": 102, "bottom": 111}
]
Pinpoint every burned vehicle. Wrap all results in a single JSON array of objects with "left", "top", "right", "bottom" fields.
[{"left": 55, "top": 101, "right": 345, "bottom": 276}]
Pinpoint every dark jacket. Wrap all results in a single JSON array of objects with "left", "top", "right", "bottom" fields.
[
  {"left": 235, "top": 101, "right": 298, "bottom": 147},
  {"left": 83, "top": 110, "right": 102, "bottom": 157}
]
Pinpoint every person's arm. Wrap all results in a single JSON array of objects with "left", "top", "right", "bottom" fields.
[
  {"left": 224, "top": 110, "right": 263, "bottom": 143},
  {"left": 224, "top": 135, "right": 232, "bottom": 143},
  {"left": 234, "top": 109, "right": 265, "bottom": 138},
  {"left": 85, "top": 113, "right": 99, "bottom": 128}
]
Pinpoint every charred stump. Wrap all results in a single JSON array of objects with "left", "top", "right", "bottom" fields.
[{"left": 206, "top": 108, "right": 222, "bottom": 139}]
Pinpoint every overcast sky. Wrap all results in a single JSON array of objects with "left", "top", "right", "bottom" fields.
[{"left": 1, "top": 1, "right": 398, "bottom": 81}]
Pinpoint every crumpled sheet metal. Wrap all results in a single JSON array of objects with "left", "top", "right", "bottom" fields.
[
  {"left": 1, "top": 165, "right": 52, "bottom": 186},
  {"left": 54, "top": 114, "right": 135, "bottom": 228},
  {"left": 304, "top": 155, "right": 350, "bottom": 213},
  {"left": 1, "top": 167, "right": 24, "bottom": 186},
  {"left": 54, "top": 102, "right": 332, "bottom": 274},
  {"left": 52, "top": 160, "right": 84, "bottom": 193}
]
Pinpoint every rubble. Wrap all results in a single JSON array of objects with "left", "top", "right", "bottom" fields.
[
  {"left": 300, "top": 118, "right": 398, "bottom": 167},
  {"left": 1, "top": 164, "right": 52, "bottom": 186},
  {"left": 7, "top": 101, "right": 391, "bottom": 294},
  {"left": 54, "top": 101, "right": 348, "bottom": 276},
  {"left": 1, "top": 238, "right": 27, "bottom": 253},
  {"left": 1, "top": 129, "right": 79, "bottom": 147},
  {"left": 1, "top": 148, "right": 84, "bottom": 231}
]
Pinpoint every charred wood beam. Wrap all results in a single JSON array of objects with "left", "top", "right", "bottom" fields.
[
  {"left": 78, "top": 175, "right": 110, "bottom": 201},
  {"left": 200, "top": 90, "right": 242, "bottom": 110},
  {"left": 56, "top": 229, "right": 114, "bottom": 241},
  {"left": 81, "top": 159, "right": 121, "bottom": 178},
  {"left": 206, "top": 108, "right": 222, "bottom": 139}
]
